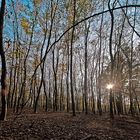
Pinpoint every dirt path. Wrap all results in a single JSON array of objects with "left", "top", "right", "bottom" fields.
[{"left": 0, "top": 112, "right": 140, "bottom": 140}]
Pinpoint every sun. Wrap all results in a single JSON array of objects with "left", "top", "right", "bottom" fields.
[{"left": 106, "top": 84, "right": 114, "bottom": 89}]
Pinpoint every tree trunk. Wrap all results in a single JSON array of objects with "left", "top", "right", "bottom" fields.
[
  {"left": 108, "top": 0, "right": 115, "bottom": 119},
  {"left": 84, "top": 21, "right": 90, "bottom": 115},
  {"left": 70, "top": 0, "right": 76, "bottom": 116},
  {"left": 0, "top": 0, "right": 7, "bottom": 120}
]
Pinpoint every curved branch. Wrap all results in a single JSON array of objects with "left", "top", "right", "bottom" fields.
[{"left": 31, "top": 4, "right": 140, "bottom": 79}]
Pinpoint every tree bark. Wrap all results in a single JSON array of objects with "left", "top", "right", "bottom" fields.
[
  {"left": 108, "top": 0, "right": 115, "bottom": 119},
  {"left": 70, "top": 0, "right": 76, "bottom": 116},
  {"left": 0, "top": 0, "right": 7, "bottom": 120}
]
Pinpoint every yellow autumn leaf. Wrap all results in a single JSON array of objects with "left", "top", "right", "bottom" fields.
[
  {"left": 21, "top": 18, "right": 30, "bottom": 30},
  {"left": 21, "top": 18, "right": 32, "bottom": 34},
  {"left": 34, "top": 0, "right": 42, "bottom": 5}
]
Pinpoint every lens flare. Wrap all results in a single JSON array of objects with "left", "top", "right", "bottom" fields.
[{"left": 106, "top": 84, "right": 113, "bottom": 89}]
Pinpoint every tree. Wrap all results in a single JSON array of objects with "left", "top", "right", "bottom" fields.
[
  {"left": 0, "top": 0, "right": 7, "bottom": 120},
  {"left": 108, "top": 0, "right": 115, "bottom": 119},
  {"left": 70, "top": 0, "right": 76, "bottom": 116}
]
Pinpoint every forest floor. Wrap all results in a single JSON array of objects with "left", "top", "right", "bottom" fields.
[{"left": 0, "top": 110, "right": 140, "bottom": 140}]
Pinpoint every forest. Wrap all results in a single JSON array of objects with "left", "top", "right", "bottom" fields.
[{"left": 0, "top": 0, "right": 140, "bottom": 139}]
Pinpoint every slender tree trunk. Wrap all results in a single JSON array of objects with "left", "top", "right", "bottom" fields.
[
  {"left": 84, "top": 22, "right": 90, "bottom": 115},
  {"left": 108, "top": 0, "right": 115, "bottom": 119},
  {"left": 70, "top": 0, "right": 76, "bottom": 116},
  {"left": 97, "top": 1, "right": 105, "bottom": 116},
  {"left": 0, "top": 0, "right": 7, "bottom": 120},
  {"left": 91, "top": 75, "right": 95, "bottom": 114},
  {"left": 52, "top": 48, "right": 59, "bottom": 111},
  {"left": 60, "top": 54, "right": 65, "bottom": 111},
  {"left": 66, "top": 37, "right": 70, "bottom": 112},
  {"left": 128, "top": 5, "right": 137, "bottom": 114},
  {"left": 7, "top": 41, "right": 13, "bottom": 108},
  {"left": 48, "top": 69, "right": 52, "bottom": 110},
  {"left": 43, "top": 78, "right": 47, "bottom": 111}
]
